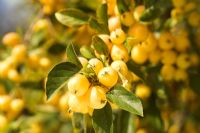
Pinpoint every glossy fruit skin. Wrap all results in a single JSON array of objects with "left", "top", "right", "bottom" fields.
[
  {"left": 0, "top": 114, "right": 7, "bottom": 129},
  {"left": 67, "top": 74, "right": 90, "bottom": 96},
  {"left": 110, "top": 28, "right": 126, "bottom": 45},
  {"left": 98, "top": 67, "right": 118, "bottom": 88},
  {"left": 131, "top": 45, "right": 148, "bottom": 64},
  {"left": 111, "top": 60, "right": 128, "bottom": 76},
  {"left": 108, "top": 16, "right": 121, "bottom": 32},
  {"left": 89, "top": 86, "right": 107, "bottom": 109},
  {"left": 134, "top": 5, "right": 145, "bottom": 21},
  {"left": 78, "top": 57, "right": 88, "bottom": 67},
  {"left": 120, "top": 11, "right": 135, "bottom": 26},
  {"left": 158, "top": 32, "right": 175, "bottom": 50},
  {"left": 87, "top": 58, "right": 104, "bottom": 75},
  {"left": 111, "top": 44, "right": 129, "bottom": 62},
  {"left": 0, "top": 95, "right": 11, "bottom": 111},
  {"left": 7, "top": 69, "right": 21, "bottom": 82},
  {"left": 128, "top": 23, "right": 149, "bottom": 43},
  {"left": 11, "top": 44, "right": 27, "bottom": 63},
  {"left": 39, "top": 57, "right": 51, "bottom": 69},
  {"left": 10, "top": 99, "right": 24, "bottom": 113},
  {"left": 2, "top": 32, "right": 21, "bottom": 47},
  {"left": 68, "top": 93, "right": 89, "bottom": 114},
  {"left": 161, "top": 65, "right": 176, "bottom": 81},
  {"left": 59, "top": 92, "right": 69, "bottom": 111}
]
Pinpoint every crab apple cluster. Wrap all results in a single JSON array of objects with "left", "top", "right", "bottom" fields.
[
  {"left": 0, "top": 21, "right": 54, "bottom": 82},
  {"left": 107, "top": 0, "right": 200, "bottom": 83},
  {"left": 0, "top": 85, "right": 24, "bottom": 129},
  {"left": 66, "top": 57, "right": 123, "bottom": 114}
]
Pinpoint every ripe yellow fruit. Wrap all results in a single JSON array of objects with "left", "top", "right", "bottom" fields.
[
  {"left": 174, "top": 69, "right": 188, "bottom": 81},
  {"left": 149, "top": 49, "right": 161, "bottom": 65},
  {"left": 136, "top": 128, "right": 147, "bottom": 133},
  {"left": 87, "top": 58, "right": 104, "bottom": 75},
  {"left": 134, "top": 5, "right": 145, "bottom": 21},
  {"left": 175, "top": 35, "right": 190, "bottom": 52},
  {"left": 39, "top": 57, "right": 51, "bottom": 69},
  {"left": 187, "top": 11, "right": 200, "bottom": 27},
  {"left": 158, "top": 32, "right": 175, "bottom": 50},
  {"left": 46, "top": 92, "right": 61, "bottom": 106},
  {"left": 43, "top": 4, "right": 54, "bottom": 15},
  {"left": 0, "top": 62, "right": 12, "bottom": 78},
  {"left": 111, "top": 60, "right": 128, "bottom": 76},
  {"left": 67, "top": 74, "right": 90, "bottom": 96},
  {"left": 98, "top": 34, "right": 113, "bottom": 52},
  {"left": 161, "top": 65, "right": 176, "bottom": 81},
  {"left": 161, "top": 50, "right": 177, "bottom": 65},
  {"left": 78, "top": 57, "right": 88, "bottom": 67},
  {"left": 172, "top": 0, "right": 186, "bottom": 8},
  {"left": 10, "top": 99, "right": 24, "bottom": 113},
  {"left": 141, "top": 33, "right": 158, "bottom": 53},
  {"left": 68, "top": 93, "right": 89, "bottom": 114},
  {"left": 98, "top": 67, "right": 118, "bottom": 88},
  {"left": 0, "top": 115, "right": 7, "bottom": 129},
  {"left": 110, "top": 28, "right": 126, "bottom": 45},
  {"left": 176, "top": 53, "right": 191, "bottom": 69},
  {"left": 33, "top": 19, "right": 49, "bottom": 32},
  {"left": 0, "top": 95, "right": 11, "bottom": 111},
  {"left": 59, "top": 92, "right": 69, "bottom": 111},
  {"left": 107, "top": 0, "right": 116, "bottom": 15},
  {"left": 2, "top": 32, "right": 21, "bottom": 47},
  {"left": 128, "top": 23, "right": 149, "bottom": 43},
  {"left": 111, "top": 44, "right": 129, "bottom": 62},
  {"left": 7, "top": 69, "right": 21, "bottom": 82},
  {"left": 89, "top": 86, "right": 107, "bottom": 109},
  {"left": 120, "top": 11, "right": 135, "bottom": 26},
  {"left": 28, "top": 52, "right": 41, "bottom": 67},
  {"left": 108, "top": 16, "right": 121, "bottom": 32},
  {"left": 171, "top": 8, "right": 183, "bottom": 21},
  {"left": 131, "top": 45, "right": 148, "bottom": 64},
  {"left": 11, "top": 44, "right": 27, "bottom": 62},
  {"left": 135, "top": 84, "right": 151, "bottom": 100}
]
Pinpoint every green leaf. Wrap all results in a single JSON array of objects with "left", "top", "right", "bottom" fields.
[
  {"left": 117, "top": 0, "right": 129, "bottom": 13},
  {"left": 107, "top": 85, "right": 143, "bottom": 116},
  {"left": 96, "top": 3, "right": 108, "bottom": 25},
  {"left": 126, "top": 60, "right": 146, "bottom": 81},
  {"left": 48, "top": 43, "right": 66, "bottom": 55},
  {"left": 140, "top": 6, "right": 160, "bottom": 22},
  {"left": 66, "top": 42, "right": 82, "bottom": 69},
  {"left": 89, "top": 17, "right": 110, "bottom": 34},
  {"left": 55, "top": 8, "right": 89, "bottom": 27},
  {"left": 92, "top": 35, "right": 109, "bottom": 56},
  {"left": 92, "top": 103, "right": 113, "bottom": 133},
  {"left": 45, "top": 62, "right": 80, "bottom": 99},
  {"left": 80, "top": 45, "right": 95, "bottom": 59},
  {"left": 120, "top": 111, "right": 135, "bottom": 133}
]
